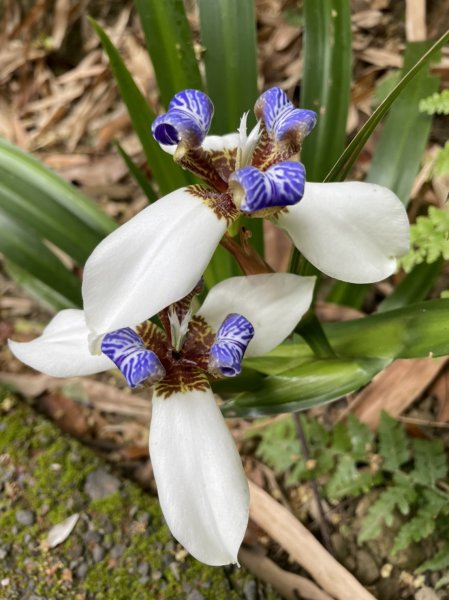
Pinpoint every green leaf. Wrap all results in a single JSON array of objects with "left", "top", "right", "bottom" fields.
[
  {"left": 114, "top": 141, "right": 157, "bottom": 202},
  {"left": 300, "top": 0, "right": 352, "bottom": 181},
  {"left": 255, "top": 419, "right": 302, "bottom": 472},
  {"left": 358, "top": 485, "right": 416, "bottom": 543},
  {"left": 134, "top": 0, "right": 203, "bottom": 108},
  {"left": 377, "top": 260, "right": 443, "bottom": 313},
  {"left": 410, "top": 439, "right": 448, "bottom": 486},
  {"left": 324, "top": 298, "right": 449, "bottom": 359},
  {"left": 4, "top": 261, "right": 76, "bottom": 312},
  {"left": 434, "top": 140, "right": 449, "bottom": 176},
  {"left": 346, "top": 414, "right": 374, "bottom": 460},
  {"left": 0, "top": 212, "right": 82, "bottom": 307},
  {"left": 326, "top": 30, "right": 449, "bottom": 182},
  {"left": 391, "top": 490, "right": 448, "bottom": 554},
  {"left": 197, "top": 0, "right": 258, "bottom": 134},
  {"left": 436, "top": 573, "right": 449, "bottom": 591},
  {"left": 89, "top": 18, "right": 189, "bottom": 195},
  {"left": 0, "top": 138, "right": 115, "bottom": 265},
  {"left": 378, "top": 412, "right": 409, "bottom": 472},
  {"left": 419, "top": 89, "right": 449, "bottom": 115},
  {"left": 366, "top": 41, "right": 440, "bottom": 207},
  {"left": 417, "top": 542, "right": 449, "bottom": 573},
  {"left": 222, "top": 357, "right": 388, "bottom": 417},
  {"left": 325, "top": 455, "right": 382, "bottom": 499}
]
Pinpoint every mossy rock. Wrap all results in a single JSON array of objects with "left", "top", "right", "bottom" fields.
[{"left": 0, "top": 394, "right": 278, "bottom": 599}]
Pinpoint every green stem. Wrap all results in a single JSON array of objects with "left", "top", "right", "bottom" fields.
[{"left": 295, "top": 312, "right": 336, "bottom": 359}]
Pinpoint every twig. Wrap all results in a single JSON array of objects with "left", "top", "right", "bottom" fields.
[
  {"left": 248, "top": 480, "right": 376, "bottom": 600},
  {"left": 239, "top": 545, "right": 334, "bottom": 600},
  {"left": 292, "top": 413, "right": 334, "bottom": 556}
]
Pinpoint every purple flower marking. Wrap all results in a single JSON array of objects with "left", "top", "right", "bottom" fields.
[
  {"left": 101, "top": 328, "right": 165, "bottom": 388},
  {"left": 230, "top": 161, "right": 305, "bottom": 213},
  {"left": 152, "top": 89, "right": 214, "bottom": 147},
  {"left": 209, "top": 313, "right": 254, "bottom": 377},
  {"left": 255, "top": 88, "right": 316, "bottom": 143}
]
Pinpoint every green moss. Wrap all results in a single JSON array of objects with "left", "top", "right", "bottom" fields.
[{"left": 0, "top": 401, "right": 279, "bottom": 599}]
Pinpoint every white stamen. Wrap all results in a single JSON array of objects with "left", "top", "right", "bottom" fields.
[
  {"left": 168, "top": 306, "right": 193, "bottom": 351},
  {"left": 236, "top": 112, "right": 261, "bottom": 170}
]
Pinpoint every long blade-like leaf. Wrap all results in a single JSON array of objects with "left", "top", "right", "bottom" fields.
[
  {"left": 300, "top": 0, "right": 352, "bottom": 181},
  {"left": 366, "top": 41, "right": 440, "bottom": 206},
  {"left": 222, "top": 357, "right": 388, "bottom": 417},
  {"left": 0, "top": 138, "right": 114, "bottom": 238},
  {"left": 134, "top": 0, "right": 203, "bottom": 108},
  {"left": 0, "top": 212, "right": 82, "bottom": 307},
  {"left": 225, "top": 298, "right": 449, "bottom": 415},
  {"left": 197, "top": 0, "right": 258, "bottom": 134},
  {"left": 326, "top": 30, "right": 449, "bottom": 182},
  {"left": 90, "top": 18, "right": 190, "bottom": 195}
]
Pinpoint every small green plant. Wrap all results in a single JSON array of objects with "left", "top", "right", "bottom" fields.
[
  {"left": 251, "top": 412, "right": 449, "bottom": 567},
  {"left": 419, "top": 90, "right": 449, "bottom": 115},
  {"left": 400, "top": 206, "right": 449, "bottom": 272},
  {"left": 434, "top": 140, "right": 449, "bottom": 176}
]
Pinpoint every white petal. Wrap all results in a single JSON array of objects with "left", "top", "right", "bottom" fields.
[
  {"left": 197, "top": 273, "right": 315, "bottom": 357},
  {"left": 47, "top": 513, "right": 80, "bottom": 548},
  {"left": 150, "top": 388, "right": 249, "bottom": 565},
  {"left": 159, "top": 133, "right": 240, "bottom": 155},
  {"left": 82, "top": 188, "right": 227, "bottom": 345},
  {"left": 201, "top": 133, "right": 240, "bottom": 151},
  {"left": 277, "top": 182, "right": 410, "bottom": 283},
  {"left": 8, "top": 310, "right": 113, "bottom": 377}
]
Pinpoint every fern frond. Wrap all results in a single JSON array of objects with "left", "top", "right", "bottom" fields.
[
  {"left": 325, "top": 455, "right": 382, "bottom": 500},
  {"left": 378, "top": 412, "right": 409, "bottom": 471},
  {"left": 417, "top": 542, "right": 449, "bottom": 573},
  {"left": 358, "top": 484, "right": 416, "bottom": 543},
  {"left": 391, "top": 490, "right": 448, "bottom": 554},
  {"left": 434, "top": 141, "right": 449, "bottom": 176},
  {"left": 411, "top": 438, "right": 448, "bottom": 486},
  {"left": 419, "top": 90, "right": 449, "bottom": 115}
]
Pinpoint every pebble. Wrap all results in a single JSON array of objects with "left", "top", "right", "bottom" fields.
[
  {"left": 186, "top": 591, "right": 205, "bottom": 600},
  {"left": 138, "top": 563, "right": 150, "bottom": 577},
  {"left": 243, "top": 580, "right": 258, "bottom": 600},
  {"left": 85, "top": 530, "right": 102, "bottom": 544},
  {"left": 84, "top": 469, "right": 120, "bottom": 500},
  {"left": 110, "top": 544, "right": 125, "bottom": 559},
  {"left": 92, "top": 544, "right": 105, "bottom": 563},
  {"left": 0, "top": 547, "right": 9, "bottom": 560},
  {"left": 415, "top": 588, "right": 440, "bottom": 600},
  {"left": 15, "top": 510, "right": 35, "bottom": 526},
  {"left": 76, "top": 563, "right": 89, "bottom": 579}
]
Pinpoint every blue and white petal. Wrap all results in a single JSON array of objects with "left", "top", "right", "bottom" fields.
[
  {"left": 152, "top": 90, "right": 213, "bottom": 148},
  {"left": 150, "top": 387, "right": 249, "bottom": 565},
  {"left": 198, "top": 273, "right": 315, "bottom": 357},
  {"left": 230, "top": 161, "right": 305, "bottom": 212},
  {"left": 255, "top": 87, "right": 316, "bottom": 143},
  {"left": 276, "top": 182, "right": 410, "bottom": 283},
  {"left": 82, "top": 187, "right": 228, "bottom": 352},
  {"left": 209, "top": 314, "right": 254, "bottom": 377},
  {"left": 8, "top": 309, "right": 114, "bottom": 377},
  {"left": 101, "top": 328, "right": 165, "bottom": 388}
]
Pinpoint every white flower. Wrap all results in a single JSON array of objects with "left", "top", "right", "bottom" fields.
[
  {"left": 9, "top": 273, "right": 315, "bottom": 565},
  {"left": 82, "top": 88, "right": 409, "bottom": 346}
]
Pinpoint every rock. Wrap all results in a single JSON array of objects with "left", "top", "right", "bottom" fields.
[
  {"left": 15, "top": 510, "right": 35, "bottom": 526},
  {"left": 186, "top": 592, "right": 205, "bottom": 600},
  {"left": 76, "top": 563, "right": 89, "bottom": 579},
  {"left": 110, "top": 543, "right": 125, "bottom": 559},
  {"left": 84, "top": 468, "right": 120, "bottom": 500},
  {"left": 415, "top": 588, "right": 440, "bottom": 600},
  {"left": 92, "top": 544, "right": 105, "bottom": 563},
  {"left": 244, "top": 580, "right": 258, "bottom": 600},
  {"left": 354, "top": 549, "right": 380, "bottom": 585}
]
